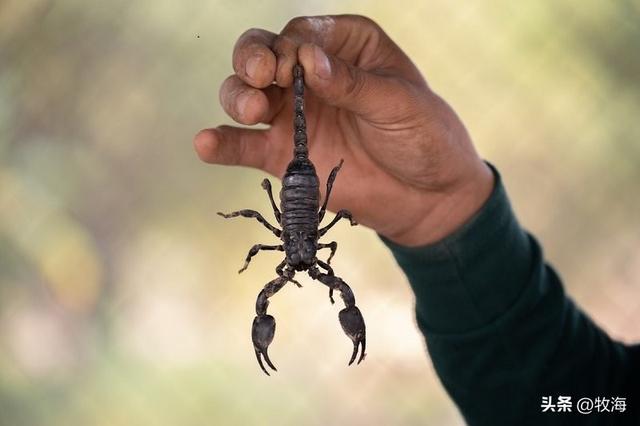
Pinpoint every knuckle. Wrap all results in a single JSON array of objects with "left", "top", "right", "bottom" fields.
[
  {"left": 243, "top": 27, "right": 266, "bottom": 39},
  {"left": 245, "top": 40, "right": 269, "bottom": 53},
  {"left": 348, "top": 14, "right": 381, "bottom": 31},
  {"left": 233, "top": 28, "right": 274, "bottom": 70},
  {"left": 344, "top": 66, "right": 367, "bottom": 99},
  {"left": 218, "top": 76, "right": 237, "bottom": 110},
  {"left": 273, "top": 34, "right": 296, "bottom": 54},
  {"left": 236, "top": 28, "right": 270, "bottom": 48},
  {"left": 283, "top": 16, "right": 312, "bottom": 32},
  {"left": 282, "top": 16, "right": 333, "bottom": 45},
  {"left": 334, "top": 14, "right": 383, "bottom": 37},
  {"left": 233, "top": 28, "right": 257, "bottom": 57},
  {"left": 219, "top": 77, "right": 255, "bottom": 122}
]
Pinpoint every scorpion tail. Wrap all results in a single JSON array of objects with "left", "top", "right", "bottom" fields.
[{"left": 293, "top": 64, "right": 308, "bottom": 160}]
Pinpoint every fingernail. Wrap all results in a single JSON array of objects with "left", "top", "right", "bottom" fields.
[
  {"left": 246, "top": 54, "right": 261, "bottom": 79},
  {"left": 314, "top": 46, "right": 331, "bottom": 80}
]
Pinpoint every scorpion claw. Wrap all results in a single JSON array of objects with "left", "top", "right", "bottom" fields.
[
  {"left": 338, "top": 306, "right": 366, "bottom": 366},
  {"left": 358, "top": 337, "right": 366, "bottom": 365},
  {"left": 348, "top": 342, "right": 359, "bottom": 365},
  {"left": 262, "top": 349, "right": 277, "bottom": 371},
  {"left": 252, "top": 315, "right": 277, "bottom": 375},
  {"left": 254, "top": 349, "right": 270, "bottom": 376}
]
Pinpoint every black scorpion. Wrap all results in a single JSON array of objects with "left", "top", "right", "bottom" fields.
[{"left": 217, "top": 64, "right": 366, "bottom": 375}]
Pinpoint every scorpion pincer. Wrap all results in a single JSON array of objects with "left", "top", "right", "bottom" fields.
[{"left": 217, "top": 64, "right": 367, "bottom": 375}]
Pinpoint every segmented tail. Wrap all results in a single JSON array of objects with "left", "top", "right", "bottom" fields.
[{"left": 293, "top": 64, "right": 308, "bottom": 160}]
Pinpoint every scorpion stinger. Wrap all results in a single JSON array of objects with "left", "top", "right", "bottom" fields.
[{"left": 218, "top": 63, "right": 366, "bottom": 374}]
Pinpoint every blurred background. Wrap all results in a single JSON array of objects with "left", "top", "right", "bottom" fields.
[{"left": 1, "top": 1, "right": 639, "bottom": 425}]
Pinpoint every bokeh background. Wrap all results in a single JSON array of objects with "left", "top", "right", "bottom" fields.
[{"left": 1, "top": 1, "right": 639, "bottom": 425}]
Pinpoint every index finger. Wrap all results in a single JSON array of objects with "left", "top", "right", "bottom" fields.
[
  {"left": 273, "top": 15, "right": 405, "bottom": 87},
  {"left": 280, "top": 15, "right": 382, "bottom": 64}
]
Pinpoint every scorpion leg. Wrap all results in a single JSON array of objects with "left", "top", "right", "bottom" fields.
[
  {"left": 308, "top": 266, "right": 366, "bottom": 365},
  {"left": 261, "top": 178, "right": 282, "bottom": 224},
  {"left": 318, "top": 241, "right": 338, "bottom": 265},
  {"left": 276, "top": 259, "right": 302, "bottom": 288},
  {"left": 318, "top": 159, "right": 344, "bottom": 223},
  {"left": 317, "top": 259, "right": 336, "bottom": 304},
  {"left": 319, "top": 209, "right": 357, "bottom": 237},
  {"left": 217, "top": 209, "right": 281, "bottom": 237},
  {"left": 238, "top": 244, "right": 284, "bottom": 273},
  {"left": 253, "top": 270, "right": 294, "bottom": 375}
]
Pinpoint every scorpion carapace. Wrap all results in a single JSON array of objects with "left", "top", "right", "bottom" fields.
[{"left": 217, "top": 64, "right": 366, "bottom": 375}]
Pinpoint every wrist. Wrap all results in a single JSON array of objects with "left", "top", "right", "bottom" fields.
[{"left": 383, "top": 161, "right": 495, "bottom": 247}]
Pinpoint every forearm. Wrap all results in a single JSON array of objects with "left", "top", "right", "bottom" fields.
[{"left": 381, "top": 164, "right": 637, "bottom": 425}]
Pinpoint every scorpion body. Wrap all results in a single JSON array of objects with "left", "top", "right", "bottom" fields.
[
  {"left": 218, "top": 64, "right": 366, "bottom": 375},
  {"left": 280, "top": 159, "right": 320, "bottom": 271}
]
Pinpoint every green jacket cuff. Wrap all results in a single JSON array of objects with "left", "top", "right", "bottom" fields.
[{"left": 380, "top": 164, "right": 534, "bottom": 334}]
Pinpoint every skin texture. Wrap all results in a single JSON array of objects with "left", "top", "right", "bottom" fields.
[{"left": 194, "top": 14, "right": 494, "bottom": 246}]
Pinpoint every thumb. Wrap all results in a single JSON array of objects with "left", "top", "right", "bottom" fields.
[{"left": 297, "top": 43, "right": 404, "bottom": 118}]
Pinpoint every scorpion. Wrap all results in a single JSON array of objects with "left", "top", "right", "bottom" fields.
[{"left": 217, "top": 64, "right": 366, "bottom": 375}]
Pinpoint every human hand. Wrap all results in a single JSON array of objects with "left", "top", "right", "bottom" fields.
[{"left": 194, "top": 15, "right": 494, "bottom": 246}]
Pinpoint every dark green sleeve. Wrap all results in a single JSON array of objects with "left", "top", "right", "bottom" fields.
[{"left": 381, "top": 165, "right": 639, "bottom": 425}]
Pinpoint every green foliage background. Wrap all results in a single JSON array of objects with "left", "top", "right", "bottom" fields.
[{"left": 1, "top": 1, "right": 639, "bottom": 425}]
